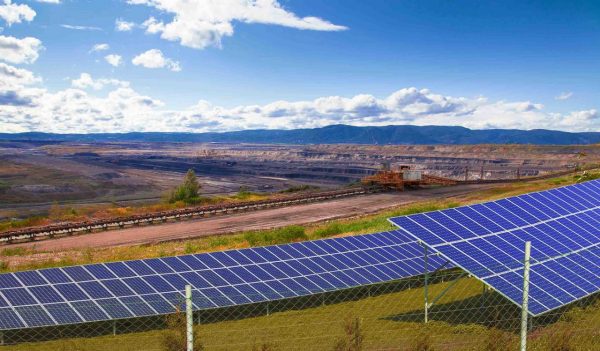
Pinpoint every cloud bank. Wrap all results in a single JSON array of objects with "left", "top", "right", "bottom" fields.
[
  {"left": 126, "top": 0, "right": 347, "bottom": 49},
  {"left": 1, "top": 66, "right": 598, "bottom": 134}
]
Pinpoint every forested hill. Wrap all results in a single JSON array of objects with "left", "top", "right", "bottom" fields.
[{"left": 2, "top": 125, "right": 600, "bottom": 145}]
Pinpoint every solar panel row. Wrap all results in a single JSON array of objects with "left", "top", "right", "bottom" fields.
[
  {"left": 0, "top": 230, "right": 448, "bottom": 330},
  {"left": 390, "top": 179, "right": 600, "bottom": 316}
]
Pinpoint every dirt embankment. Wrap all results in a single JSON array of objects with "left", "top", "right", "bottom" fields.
[{"left": 3, "top": 184, "right": 493, "bottom": 253}]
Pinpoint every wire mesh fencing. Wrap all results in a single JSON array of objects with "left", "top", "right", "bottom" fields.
[{"left": 0, "top": 259, "right": 597, "bottom": 351}]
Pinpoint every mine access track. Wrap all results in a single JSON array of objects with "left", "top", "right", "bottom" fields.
[{"left": 0, "top": 188, "right": 373, "bottom": 245}]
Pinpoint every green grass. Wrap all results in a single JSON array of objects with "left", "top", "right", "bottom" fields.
[
  {"left": 1, "top": 247, "right": 31, "bottom": 257},
  {"left": 278, "top": 185, "right": 320, "bottom": 193},
  {"left": 0, "top": 216, "right": 47, "bottom": 233},
  {"left": 3, "top": 169, "right": 598, "bottom": 274},
  {"left": 3, "top": 277, "right": 598, "bottom": 350},
  {"left": 244, "top": 225, "right": 308, "bottom": 246}
]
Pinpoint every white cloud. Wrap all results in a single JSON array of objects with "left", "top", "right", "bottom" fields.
[
  {"left": 61, "top": 24, "right": 102, "bottom": 31},
  {"left": 104, "top": 54, "right": 122, "bottom": 67},
  {"left": 0, "top": 62, "right": 42, "bottom": 107},
  {"left": 0, "top": 35, "right": 43, "bottom": 64},
  {"left": 1, "top": 69, "right": 162, "bottom": 133},
  {"left": 0, "top": 0, "right": 35, "bottom": 26},
  {"left": 3, "top": 81, "right": 600, "bottom": 134},
  {"left": 132, "top": 49, "right": 180, "bottom": 71},
  {"left": 35, "top": 0, "right": 60, "bottom": 3},
  {"left": 0, "top": 62, "right": 40, "bottom": 87},
  {"left": 90, "top": 43, "right": 109, "bottom": 53},
  {"left": 71, "top": 72, "right": 129, "bottom": 90},
  {"left": 128, "top": 0, "right": 347, "bottom": 49},
  {"left": 115, "top": 18, "right": 135, "bottom": 31},
  {"left": 555, "top": 92, "right": 573, "bottom": 101}
]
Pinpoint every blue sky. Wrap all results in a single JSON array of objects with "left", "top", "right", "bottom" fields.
[{"left": 1, "top": 0, "right": 599, "bottom": 133}]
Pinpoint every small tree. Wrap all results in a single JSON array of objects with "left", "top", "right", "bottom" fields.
[{"left": 169, "top": 169, "right": 201, "bottom": 204}]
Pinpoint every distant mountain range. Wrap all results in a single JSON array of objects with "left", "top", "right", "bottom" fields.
[{"left": 2, "top": 125, "right": 600, "bottom": 145}]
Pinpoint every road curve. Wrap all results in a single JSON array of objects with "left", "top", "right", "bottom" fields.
[{"left": 7, "top": 184, "right": 493, "bottom": 252}]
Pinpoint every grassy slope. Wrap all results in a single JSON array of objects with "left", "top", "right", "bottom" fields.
[{"left": 1, "top": 172, "right": 599, "bottom": 350}]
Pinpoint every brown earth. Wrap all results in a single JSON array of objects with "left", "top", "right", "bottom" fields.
[{"left": 4, "top": 184, "right": 492, "bottom": 252}]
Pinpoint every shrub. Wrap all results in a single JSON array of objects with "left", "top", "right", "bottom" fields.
[
  {"left": 279, "top": 184, "right": 318, "bottom": 193},
  {"left": 244, "top": 226, "right": 307, "bottom": 246},
  {"left": 574, "top": 171, "right": 600, "bottom": 183},
  {"left": 481, "top": 328, "right": 517, "bottom": 351},
  {"left": 0, "top": 247, "right": 28, "bottom": 256},
  {"left": 184, "top": 242, "right": 198, "bottom": 254},
  {"left": 333, "top": 315, "right": 364, "bottom": 351},
  {"left": 233, "top": 186, "right": 260, "bottom": 200},
  {"left": 168, "top": 169, "right": 202, "bottom": 204},
  {"left": 409, "top": 332, "right": 435, "bottom": 351},
  {"left": 542, "top": 325, "right": 575, "bottom": 351},
  {"left": 161, "top": 308, "right": 204, "bottom": 351},
  {"left": 252, "top": 342, "right": 277, "bottom": 351},
  {"left": 314, "top": 223, "right": 343, "bottom": 238}
]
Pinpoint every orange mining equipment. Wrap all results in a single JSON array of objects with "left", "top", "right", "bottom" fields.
[{"left": 361, "top": 170, "right": 457, "bottom": 191}]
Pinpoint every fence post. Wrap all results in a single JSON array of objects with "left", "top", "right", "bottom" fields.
[
  {"left": 423, "top": 245, "right": 429, "bottom": 324},
  {"left": 520, "top": 241, "right": 531, "bottom": 351},
  {"left": 186, "top": 285, "right": 194, "bottom": 351}
]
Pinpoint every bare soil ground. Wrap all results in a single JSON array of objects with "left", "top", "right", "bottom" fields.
[
  {"left": 1, "top": 141, "right": 595, "bottom": 220},
  {"left": 4, "top": 184, "right": 492, "bottom": 252}
]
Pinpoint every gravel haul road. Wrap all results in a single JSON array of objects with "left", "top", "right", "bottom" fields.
[{"left": 8, "top": 184, "right": 493, "bottom": 251}]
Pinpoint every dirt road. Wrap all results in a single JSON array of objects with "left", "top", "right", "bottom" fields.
[{"left": 6, "top": 184, "right": 493, "bottom": 252}]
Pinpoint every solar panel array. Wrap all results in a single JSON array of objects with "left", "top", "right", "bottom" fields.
[
  {"left": 0, "top": 230, "right": 448, "bottom": 330},
  {"left": 390, "top": 179, "right": 600, "bottom": 316}
]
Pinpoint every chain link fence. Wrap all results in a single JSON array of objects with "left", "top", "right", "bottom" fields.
[{"left": 0, "top": 247, "right": 597, "bottom": 351}]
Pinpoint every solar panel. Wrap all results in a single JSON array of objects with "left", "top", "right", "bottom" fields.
[
  {"left": 390, "top": 179, "right": 600, "bottom": 316},
  {"left": 0, "top": 230, "right": 449, "bottom": 330}
]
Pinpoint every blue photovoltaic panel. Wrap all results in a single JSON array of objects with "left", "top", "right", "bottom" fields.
[
  {"left": 0, "top": 230, "right": 449, "bottom": 330},
  {"left": 390, "top": 179, "right": 600, "bottom": 316}
]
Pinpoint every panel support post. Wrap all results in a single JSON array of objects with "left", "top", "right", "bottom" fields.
[
  {"left": 481, "top": 282, "right": 486, "bottom": 310},
  {"left": 423, "top": 245, "right": 429, "bottom": 324},
  {"left": 0, "top": 331, "right": 4, "bottom": 346},
  {"left": 186, "top": 285, "right": 194, "bottom": 351},
  {"left": 520, "top": 241, "right": 531, "bottom": 351},
  {"left": 112, "top": 321, "right": 117, "bottom": 336}
]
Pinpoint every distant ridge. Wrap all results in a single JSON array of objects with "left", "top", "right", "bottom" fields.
[{"left": 2, "top": 125, "right": 600, "bottom": 145}]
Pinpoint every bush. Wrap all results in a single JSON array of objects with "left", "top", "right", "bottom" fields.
[
  {"left": 314, "top": 223, "right": 344, "bottom": 238},
  {"left": 574, "top": 171, "right": 600, "bottom": 183},
  {"left": 279, "top": 184, "right": 318, "bottom": 193},
  {"left": 539, "top": 324, "right": 575, "bottom": 351},
  {"left": 333, "top": 315, "right": 364, "bottom": 351},
  {"left": 0, "top": 247, "right": 28, "bottom": 256},
  {"left": 481, "top": 328, "right": 517, "bottom": 351},
  {"left": 233, "top": 186, "right": 259, "bottom": 200},
  {"left": 161, "top": 308, "right": 204, "bottom": 351},
  {"left": 244, "top": 226, "right": 307, "bottom": 246},
  {"left": 252, "top": 342, "right": 277, "bottom": 351},
  {"left": 410, "top": 332, "right": 435, "bottom": 351},
  {"left": 168, "top": 169, "right": 202, "bottom": 204}
]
